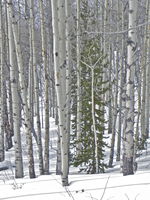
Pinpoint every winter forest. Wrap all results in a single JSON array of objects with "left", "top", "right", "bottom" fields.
[{"left": 0, "top": 0, "right": 150, "bottom": 198}]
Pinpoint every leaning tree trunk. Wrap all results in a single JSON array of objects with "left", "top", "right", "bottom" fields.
[
  {"left": 8, "top": 0, "right": 35, "bottom": 178},
  {"left": 123, "top": 0, "right": 137, "bottom": 176}
]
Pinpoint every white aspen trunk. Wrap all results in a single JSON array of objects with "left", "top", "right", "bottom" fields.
[
  {"left": 47, "top": 0, "right": 53, "bottom": 118},
  {"left": 28, "top": 21, "right": 34, "bottom": 134},
  {"left": 29, "top": 0, "right": 44, "bottom": 175},
  {"left": 51, "top": 0, "right": 60, "bottom": 174},
  {"left": 8, "top": 0, "right": 35, "bottom": 178},
  {"left": 0, "top": 1, "right": 5, "bottom": 162},
  {"left": 109, "top": 51, "right": 119, "bottom": 167},
  {"left": 107, "top": 2, "right": 113, "bottom": 136},
  {"left": 76, "top": 0, "right": 82, "bottom": 154},
  {"left": 7, "top": 1, "right": 23, "bottom": 177},
  {"left": 109, "top": 0, "right": 119, "bottom": 166},
  {"left": 123, "top": 0, "right": 137, "bottom": 176},
  {"left": 39, "top": 0, "right": 50, "bottom": 175},
  {"left": 145, "top": 39, "right": 150, "bottom": 139},
  {"left": 144, "top": 0, "right": 150, "bottom": 139},
  {"left": 107, "top": 46, "right": 112, "bottom": 135},
  {"left": 101, "top": 0, "right": 110, "bottom": 134},
  {"left": 58, "top": 0, "right": 69, "bottom": 186},
  {"left": 27, "top": 0, "right": 34, "bottom": 135},
  {"left": 56, "top": 129, "right": 61, "bottom": 175},
  {"left": 51, "top": 0, "right": 69, "bottom": 186},
  {"left": 116, "top": 1, "right": 125, "bottom": 161},
  {"left": 4, "top": 2, "right": 14, "bottom": 140},
  {"left": 91, "top": 68, "right": 99, "bottom": 173},
  {"left": 65, "top": 0, "right": 72, "bottom": 173},
  {"left": 4, "top": 3, "right": 13, "bottom": 151},
  {"left": 141, "top": 55, "right": 146, "bottom": 142},
  {"left": 134, "top": 58, "right": 141, "bottom": 165}
]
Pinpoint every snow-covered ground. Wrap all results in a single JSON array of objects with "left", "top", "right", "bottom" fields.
[
  {"left": 0, "top": 118, "right": 150, "bottom": 200},
  {"left": 1, "top": 169, "right": 150, "bottom": 199}
]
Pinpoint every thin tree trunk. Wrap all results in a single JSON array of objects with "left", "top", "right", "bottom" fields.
[
  {"left": 76, "top": 0, "right": 82, "bottom": 154},
  {"left": 91, "top": 68, "right": 99, "bottom": 173},
  {"left": 5, "top": 1, "right": 14, "bottom": 140},
  {"left": 109, "top": 51, "right": 119, "bottom": 167},
  {"left": 116, "top": 1, "right": 125, "bottom": 161}
]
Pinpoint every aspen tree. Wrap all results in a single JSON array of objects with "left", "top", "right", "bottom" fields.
[
  {"left": 116, "top": 1, "right": 125, "bottom": 161},
  {"left": 104, "top": 0, "right": 112, "bottom": 136},
  {"left": 4, "top": 2, "right": 13, "bottom": 150},
  {"left": 123, "top": 0, "right": 137, "bottom": 176},
  {"left": 26, "top": 0, "right": 34, "bottom": 134},
  {"left": 58, "top": 0, "right": 69, "bottom": 186},
  {"left": 51, "top": 0, "right": 69, "bottom": 186},
  {"left": 109, "top": 51, "right": 119, "bottom": 167},
  {"left": 29, "top": 0, "right": 44, "bottom": 175},
  {"left": 145, "top": 38, "right": 150, "bottom": 139},
  {"left": 39, "top": 0, "right": 49, "bottom": 174},
  {"left": 109, "top": 0, "right": 120, "bottom": 167},
  {"left": 0, "top": 0, "right": 5, "bottom": 162},
  {"left": 65, "top": 0, "right": 72, "bottom": 160},
  {"left": 7, "top": 0, "right": 24, "bottom": 177},
  {"left": 8, "top": 0, "right": 35, "bottom": 178},
  {"left": 76, "top": 0, "right": 82, "bottom": 154},
  {"left": 47, "top": 1, "right": 61, "bottom": 175},
  {"left": 51, "top": 0, "right": 61, "bottom": 175},
  {"left": 143, "top": 0, "right": 150, "bottom": 139},
  {"left": 141, "top": 28, "right": 147, "bottom": 142}
]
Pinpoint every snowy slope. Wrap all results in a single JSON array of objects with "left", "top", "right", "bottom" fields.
[
  {"left": 0, "top": 118, "right": 150, "bottom": 200},
  {"left": 1, "top": 170, "right": 150, "bottom": 199}
]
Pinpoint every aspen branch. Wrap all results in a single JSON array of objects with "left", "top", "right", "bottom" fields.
[
  {"left": 86, "top": 21, "right": 150, "bottom": 35},
  {"left": 80, "top": 56, "right": 102, "bottom": 70}
]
